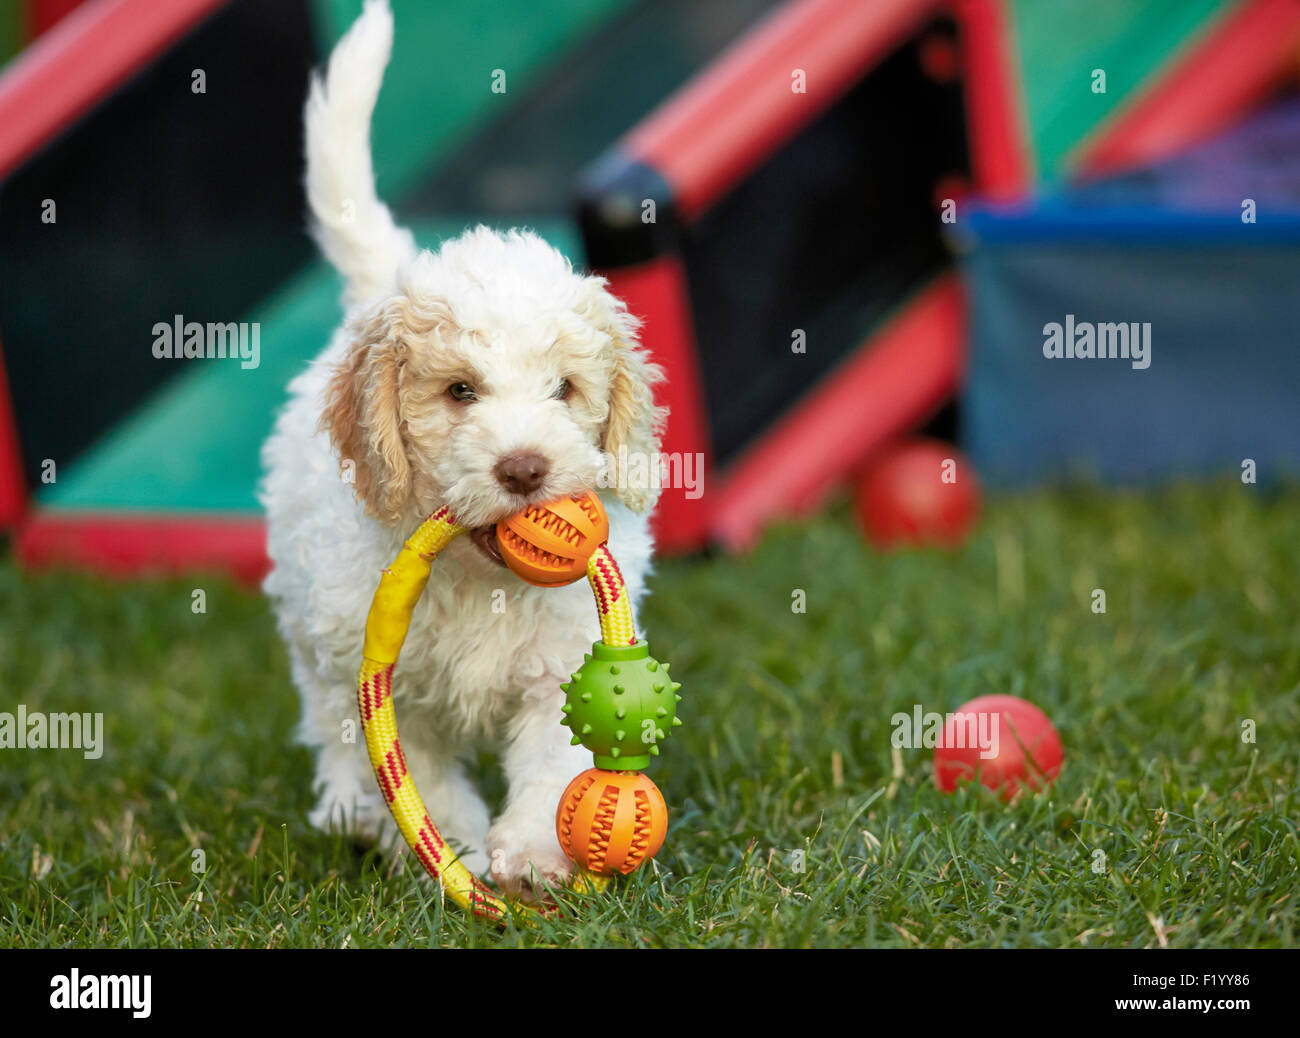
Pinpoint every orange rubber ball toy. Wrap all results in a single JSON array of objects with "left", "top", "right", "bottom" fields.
[
  {"left": 556, "top": 768, "right": 668, "bottom": 876},
  {"left": 496, "top": 491, "right": 610, "bottom": 587}
]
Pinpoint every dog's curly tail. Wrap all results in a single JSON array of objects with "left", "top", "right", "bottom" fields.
[{"left": 304, "top": 0, "right": 416, "bottom": 306}]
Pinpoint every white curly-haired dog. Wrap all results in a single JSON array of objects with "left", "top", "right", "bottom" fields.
[{"left": 260, "top": 0, "right": 663, "bottom": 896}]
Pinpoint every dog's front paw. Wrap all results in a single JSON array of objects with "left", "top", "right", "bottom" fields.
[
  {"left": 309, "top": 786, "right": 393, "bottom": 845},
  {"left": 487, "top": 823, "right": 573, "bottom": 902}
]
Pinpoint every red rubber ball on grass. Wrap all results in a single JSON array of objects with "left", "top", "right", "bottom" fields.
[
  {"left": 933, "top": 694, "right": 1063, "bottom": 797},
  {"left": 854, "top": 438, "right": 980, "bottom": 549}
]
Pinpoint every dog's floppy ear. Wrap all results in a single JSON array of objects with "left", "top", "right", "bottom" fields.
[
  {"left": 321, "top": 298, "right": 414, "bottom": 523},
  {"left": 599, "top": 293, "right": 667, "bottom": 514}
]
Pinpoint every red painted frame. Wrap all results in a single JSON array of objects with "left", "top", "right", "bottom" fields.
[
  {"left": 624, "top": 0, "right": 947, "bottom": 221},
  {"left": 17, "top": 512, "right": 269, "bottom": 585},
  {"left": 600, "top": 254, "right": 712, "bottom": 555},
  {"left": 954, "top": 0, "right": 1033, "bottom": 198},
  {"left": 0, "top": 0, "right": 229, "bottom": 182},
  {"left": 0, "top": 338, "right": 26, "bottom": 529},
  {"left": 27, "top": 0, "right": 90, "bottom": 38}
]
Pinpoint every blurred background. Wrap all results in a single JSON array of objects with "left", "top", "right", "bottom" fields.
[{"left": 0, "top": 0, "right": 1297, "bottom": 575}]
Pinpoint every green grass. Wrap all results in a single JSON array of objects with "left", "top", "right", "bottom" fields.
[{"left": 1, "top": 484, "right": 1297, "bottom": 947}]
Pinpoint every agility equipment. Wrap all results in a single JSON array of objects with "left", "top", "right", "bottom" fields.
[
  {"left": 8, "top": 0, "right": 1300, "bottom": 576},
  {"left": 578, "top": 0, "right": 1300, "bottom": 552},
  {"left": 0, "top": 0, "right": 644, "bottom": 571},
  {"left": 354, "top": 492, "right": 679, "bottom": 923}
]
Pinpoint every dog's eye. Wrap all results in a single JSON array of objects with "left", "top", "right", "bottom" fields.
[
  {"left": 448, "top": 382, "right": 477, "bottom": 402},
  {"left": 554, "top": 378, "right": 572, "bottom": 401}
]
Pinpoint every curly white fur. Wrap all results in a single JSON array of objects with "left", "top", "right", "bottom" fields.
[{"left": 262, "top": 0, "right": 664, "bottom": 896}]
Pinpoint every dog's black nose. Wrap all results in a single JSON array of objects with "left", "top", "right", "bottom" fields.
[{"left": 494, "top": 452, "right": 550, "bottom": 495}]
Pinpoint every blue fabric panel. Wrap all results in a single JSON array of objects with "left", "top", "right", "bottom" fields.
[
  {"left": 960, "top": 96, "right": 1300, "bottom": 485},
  {"left": 962, "top": 242, "right": 1300, "bottom": 485}
]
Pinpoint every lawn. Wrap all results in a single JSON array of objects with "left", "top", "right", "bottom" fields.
[{"left": 1, "top": 483, "right": 1297, "bottom": 948}]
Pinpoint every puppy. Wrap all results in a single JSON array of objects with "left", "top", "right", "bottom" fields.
[{"left": 261, "top": 0, "right": 664, "bottom": 895}]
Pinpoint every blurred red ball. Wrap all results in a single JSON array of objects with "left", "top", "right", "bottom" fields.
[
  {"left": 854, "top": 438, "right": 980, "bottom": 549},
  {"left": 933, "top": 694, "right": 1063, "bottom": 797}
]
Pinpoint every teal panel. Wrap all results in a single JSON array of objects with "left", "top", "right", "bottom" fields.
[
  {"left": 38, "top": 219, "right": 582, "bottom": 513},
  {"left": 1009, "top": 0, "right": 1235, "bottom": 180},
  {"left": 308, "top": 0, "right": 633, "bottom": 197}
]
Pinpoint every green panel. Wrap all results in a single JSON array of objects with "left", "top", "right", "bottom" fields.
[
  {"left": 38, "top": 265, "right": 342, "bottom": 513},
  {"left": 0, "top": 0, "right": 25, "bottom": 70},
  {"left": 38, "top": 220, "right": 581, "bottom": 513},
  {"left": 308, "top": 0, "right": 632, "bottom": 198},
  {"left": 1009, "top": 0, "right": 1235, "bottom": 181}
]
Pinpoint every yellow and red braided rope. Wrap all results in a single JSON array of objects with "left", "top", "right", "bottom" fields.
[
  {"left": 356, "top": 507, "right": 511, "bottom": 920},
  {"left": 355, "top": 506, "right": 616, "bottom": 923},
  {"left": 586, "top": 543, "right": 637, "bottom": 647}
]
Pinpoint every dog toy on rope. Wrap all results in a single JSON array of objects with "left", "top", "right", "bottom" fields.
[{"left": 354, "top": 492, "right": 680, "bottom": 924}]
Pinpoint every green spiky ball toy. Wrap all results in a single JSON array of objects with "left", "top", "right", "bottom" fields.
[{"left": 560, "top": 641, "right": 683, "bottom": 770}]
